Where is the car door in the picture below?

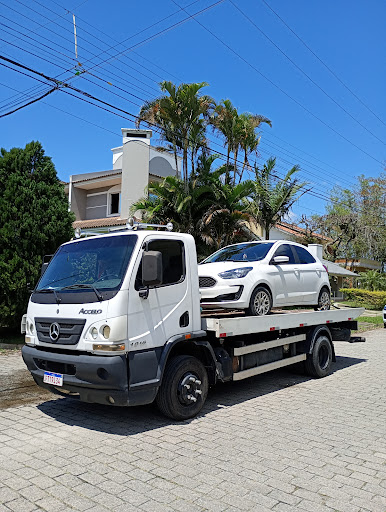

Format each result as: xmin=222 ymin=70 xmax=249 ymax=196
xmin=127 ymin=237 xmax=190 ymax=351
xmin=292 ymin=245 xmax=322 ymax=304
xmin=266 ymin=243 xmax=303 ymax=305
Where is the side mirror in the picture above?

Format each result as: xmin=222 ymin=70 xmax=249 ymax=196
xmin=142 ymin=251 xmax=163 ymax=287
xmin=271 ymin=255 xmax=290 ymax=265
xmin=40 ymin=254 xmax=53 ymax=276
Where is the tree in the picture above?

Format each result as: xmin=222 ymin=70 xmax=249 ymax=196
xmin=211 ymin=100 xmax=271 ymax=185
xmin=131 ymin=155 xmax=256 ymax=257
xmin=305 ymin=174 xmax=386 ymax=265
xmin=249 ymin=157 xmax=308 ymax=239
xmin=136 ymin=81 xmax=215 ymax=187
xmin=358 ymin=270 xmax=386 ymax=291
xmin=0 ymin=141 xmax=74 ymax=329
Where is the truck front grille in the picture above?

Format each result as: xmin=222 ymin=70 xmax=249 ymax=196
xmin=35 ymin=318 xmax=86 ymax=345
xmin=199 ymin=276 xmax=217 ymax=288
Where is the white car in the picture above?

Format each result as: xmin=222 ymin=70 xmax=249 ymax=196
xmin=383 ymin=305 xmax=386 ymax=328
xmin=198 ymin=240 xmax=330 ymax=315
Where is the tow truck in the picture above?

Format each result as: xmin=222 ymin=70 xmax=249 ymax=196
xmin=22 ymin=221 xmax=365 ymax=420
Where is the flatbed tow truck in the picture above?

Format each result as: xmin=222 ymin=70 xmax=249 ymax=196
xmin=22 ymin=222 xmax=365 ymax=420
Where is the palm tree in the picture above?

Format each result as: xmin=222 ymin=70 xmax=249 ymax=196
xmin=250 ymin=157 xmax=308 ymax=240
xmin=136 ymin=81 xmax=215 ymax=187
xmin=211 ymin=100 xmax=271 ymax=185
xmin=238 ymin=113 xmax=272 ymax=183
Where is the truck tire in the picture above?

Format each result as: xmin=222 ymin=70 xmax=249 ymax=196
xmin=305 ymin=334 xmax=333 ymax=378
xmin=247 ymin=286 xmax=272 ymax=316
xmin=156 ymin=355 xmax=208 ymax=420
xmin=314 ymin=287 xmax=331 ymax=311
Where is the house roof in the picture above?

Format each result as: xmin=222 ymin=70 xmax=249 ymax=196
xmin=73 ymin=217 xmax=128 ymax=229
xmin=276 ymin=221 xmax=332 ymax=242
xmin=322 ymin=260 xmax=358 ymax=277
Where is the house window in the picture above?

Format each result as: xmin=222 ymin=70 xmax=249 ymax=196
xmin=107 ymin=186 xmax=121 ymax=216
xmin=110 ymin=193 xmax=120 ymax=215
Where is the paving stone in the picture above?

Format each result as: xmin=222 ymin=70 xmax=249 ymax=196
xmin=0 ymin=329 xmax=385 ymax=512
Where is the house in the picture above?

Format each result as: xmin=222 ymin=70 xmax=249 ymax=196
xmin=307 ymin=245 xmax=358 ymax=300
xmin=64 ymin=128 xmax=180 ymax=232
xmin=334 ymin=258 xmax=382 ymax=273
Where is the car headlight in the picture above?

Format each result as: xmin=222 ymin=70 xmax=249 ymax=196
xmin=218 ymin=267 xmax=253 ymax=279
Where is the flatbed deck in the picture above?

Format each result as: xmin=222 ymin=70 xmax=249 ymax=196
xmin=201 ymin=308 xmax=365 ymax=338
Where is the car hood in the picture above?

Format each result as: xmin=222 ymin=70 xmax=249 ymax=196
xmin=198 ymin=261 xmax=260 ymax=276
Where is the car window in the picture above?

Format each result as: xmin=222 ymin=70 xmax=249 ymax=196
xmin=272 ymin=244 xmax=296 ymax=264
xmin=135 ymin=239 xmax=185 ymax=289
xmin=293 ymin=246 xmax=316 ymax=264
xmin=203 ymin=242 xmax=274 ymax=263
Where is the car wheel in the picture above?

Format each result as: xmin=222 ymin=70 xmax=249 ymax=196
xmin=247 ymin=286 xmax=272 ymax=316
xmin=156 ymin=355 xmax=208 ymax=420
xmin=314 ymin=287 xmax=331 ymax=311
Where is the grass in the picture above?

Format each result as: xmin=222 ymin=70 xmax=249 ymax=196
xmin=355 ymin=315 xmax=384 ymax=332
xmin=338 ymin=300 xmax=382 ymax=311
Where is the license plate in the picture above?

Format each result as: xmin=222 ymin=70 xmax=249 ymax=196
xmin=43 ymin=371 xmax=63 ymax=387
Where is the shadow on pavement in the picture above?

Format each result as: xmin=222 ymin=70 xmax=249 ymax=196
xmin=36 ymin=353 xmax=366 ymax=435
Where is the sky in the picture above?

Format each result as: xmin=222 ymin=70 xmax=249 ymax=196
xmin=0 ymin=0 xmax=385 ymax=221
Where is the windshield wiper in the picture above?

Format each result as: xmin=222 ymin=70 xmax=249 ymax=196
xmin=61 ymin=283 xmax=103 ymax=301
xmin=37 ymin=288 xmax=61 ymax=305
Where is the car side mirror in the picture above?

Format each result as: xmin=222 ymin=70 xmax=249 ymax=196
xmin=271 ymin=255 xmax=290 ymax=265
xmin=142 ymin=251 xmax=163 ymax=287
xmin=40 ymin=254 xmax=53 ymax=276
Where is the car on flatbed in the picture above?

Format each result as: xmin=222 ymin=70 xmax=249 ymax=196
xmin=199 ymin=240 xmax=330 ymax=315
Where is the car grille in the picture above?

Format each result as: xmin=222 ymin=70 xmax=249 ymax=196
xmin=199 ymin=276 xmax=217 ymax=288
xmin=35 ymin=318 xmax=86 ymax=345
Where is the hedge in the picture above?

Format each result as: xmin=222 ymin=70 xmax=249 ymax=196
xmin=340 ymin=288 xmax=386 ymax=310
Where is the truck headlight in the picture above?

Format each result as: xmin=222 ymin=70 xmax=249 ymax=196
xmin=218 ymin=267 xmax=253 ymax=279
xmin=90 ymin=327 xmax=98 ymax=339
xmin=101 ymin=325 xmax=111 ymax=339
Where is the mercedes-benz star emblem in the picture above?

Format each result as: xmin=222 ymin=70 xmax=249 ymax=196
xmin=49 ymin=322 xmax=60 ymax=341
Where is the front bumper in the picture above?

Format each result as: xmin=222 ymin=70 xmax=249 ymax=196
xmin=200 ymin=283 xmax=247 ymax=309
xmin=22 ymin=345 xmax=157 ymax=407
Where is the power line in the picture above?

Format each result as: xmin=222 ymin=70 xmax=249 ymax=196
xmin=260 ymin=0 xmax=386 ymax=128
xmin=0 ymin=55 xmax=377 ymax=211
xmin=229 ymin=0 xmax=385 ymax=147
xmin=0 ymin=86 xmax=58 ymax=118
xmin=169 ymin=0 xmax=384 ymax=165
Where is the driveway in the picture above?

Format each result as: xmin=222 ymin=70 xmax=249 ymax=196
xmin=0 ymin=330 xmax=385 ymax=512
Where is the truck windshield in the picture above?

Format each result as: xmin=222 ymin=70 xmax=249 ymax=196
xmin=203 ymin=242 xmax=274 ymax=263
xmin=36 ymin=235 xmax=138 ymax=292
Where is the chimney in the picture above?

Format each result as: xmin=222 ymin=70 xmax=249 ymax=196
xmin=308 ymin=244 xmax=323 ymax=261
xmin=121 ymin=128 xmax=152 ymax=145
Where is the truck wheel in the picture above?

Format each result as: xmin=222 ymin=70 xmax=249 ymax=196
xmin=156 ymin=355 xmax=208 ymax=420
xmin=314 ymin=287 xmax=331 ymax=311
xmin=247 ymin=286 xmax=272 ymax=316
xmin=305 ymin=335 xmax=333 ymax=378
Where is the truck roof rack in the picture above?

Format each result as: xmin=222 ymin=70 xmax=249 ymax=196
xmin=74 ymin=218 xmax=173 ymax=239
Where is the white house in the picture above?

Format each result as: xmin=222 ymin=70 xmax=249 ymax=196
xmin=65 ymin=128 xmax=180 ymax=231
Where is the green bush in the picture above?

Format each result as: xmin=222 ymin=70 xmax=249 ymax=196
xmin=340 ymin=288 xmax=386 ymax=310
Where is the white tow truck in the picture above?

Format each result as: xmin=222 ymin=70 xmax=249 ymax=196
xmin=22 ymin=222 xmax=365 ymax=420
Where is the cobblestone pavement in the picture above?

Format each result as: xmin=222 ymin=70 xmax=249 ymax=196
xmin=0 ymin=330 xmax=385 ymax=512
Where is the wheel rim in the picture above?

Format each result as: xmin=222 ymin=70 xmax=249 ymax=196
xmin=319 ymin=291 xmax=330 ymax=310
xmin=318 ymin=344 xmax=330 ymax=370
xmin=177 ymin=372 xmax=203 ymax=406
xmin=253 ymin=291 xmax=271 ymax=315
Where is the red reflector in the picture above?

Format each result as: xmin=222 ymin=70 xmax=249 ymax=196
xmin=219 ymin=333 xmax=227 ymax=338
xmin=270 ymin=327 xmax=275 ymax=331
xmin=299 ymin=323 xmax=304 ymax=327
xmin=348 ymin=317 xmax=352 ymax=321
xmin=326 ymin=320 xmax=331 ymax=323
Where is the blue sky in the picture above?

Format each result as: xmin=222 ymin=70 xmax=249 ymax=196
xmin=0 ymin=0 xmax=385 ymax=220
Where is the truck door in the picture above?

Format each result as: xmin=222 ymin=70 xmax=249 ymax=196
xmin=266 ymin=244 xmax=303 ymax=305
xmin=127 ymin=238 xmax=190 ymax=350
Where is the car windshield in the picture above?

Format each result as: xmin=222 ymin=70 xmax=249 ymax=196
xmin=203 ymin=242 xmax=274 ymax=263
xmin=36 ymin=234 xmax=138 ymax=292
